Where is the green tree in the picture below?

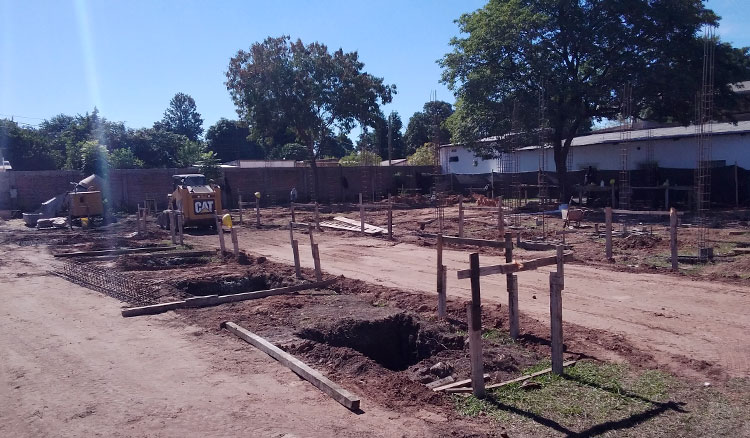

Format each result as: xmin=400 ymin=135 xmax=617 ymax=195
xmin=0 ymin=119 xmax=60 ymax=170
xmin=128 ymin=128 xmax=188 ymax=168
xmin=205 ymin=118 xmax=264 ymax=161
xmin=175 ymin=140 xmax=205 ymax=168
xmin=155 ymin=92 xmax=204 ymax=141
xmin=80 ymin=140 xmax=110 ymax=176
xmin=404 ymin=101 xmax=453 ymax=156
xmin=198 ymin=151 xmax=221 ymax=182
xmin=109 ymin=148 xmax=144 ymax=169
xmin=361 ymin=111 xmax=406 ymax=160
xmin=339 ymin=150 xmax=382 ymax=166
xmin=319 ymin=132 xmax=354 ymax=159
xmin=407 ymin=142 xmax=436 ymax=166
xmin=274 ymin=143 xmax=309 ymax=161
xmin=225 ymin=36 xmax=394 ymax=199
xmin=441 ymin=0 xmax=750 ymax=199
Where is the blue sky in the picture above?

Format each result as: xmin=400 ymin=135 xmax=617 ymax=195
xmin=1 ymin=0 xmax=748 ymax=133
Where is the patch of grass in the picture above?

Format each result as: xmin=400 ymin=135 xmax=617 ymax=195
xmin=481 ymin=328 xmax=515 ymax=344
xmin=452 ymin=360 xmax=686 ymax=437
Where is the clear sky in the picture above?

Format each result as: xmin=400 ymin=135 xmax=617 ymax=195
xmin=1 ymin=0 xmax=748 ymax=133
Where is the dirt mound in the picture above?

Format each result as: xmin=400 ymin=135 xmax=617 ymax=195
xmin=615 ymin=233 xmax=663 ymax=250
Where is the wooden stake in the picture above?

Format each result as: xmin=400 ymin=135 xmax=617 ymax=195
xmin=387 ymin=194 xmax=393 ymax=240
xmin=437 ymin=234 xmax=446 ymax=318
xmin=312 ymin=243 xmax=322 ymax=282
xmin=256 ymin=196 xmax=261 ymax=228
xmin=291 ymin=203 xmax=296 ymax=223
xmin=289 ymin=221 xmax=301 ymax=278
xmin=468 ymin=253 xmax=486 ymax=398
xmin=505 ymin=233 xmax=519 ymax=340
xmin=497 ymin=196 xmax=505 ymax=238
xmin=239 ymin=194 xmax=243 ymax=225
xmin=231 ymin=227 xmax=239 ymax=257
xmin=359 ymin=193 xmax=365 ymax=234
xmin=169 ymin=210 xmax=177 ymax=244
xmin=458 ymin=195 xmax=464 ymax=238
xmin=215 ymin=215 xmax=226 ymax=254
xmin=222 ymin=322 xmax=360 ymax=411
xmin=314 ymin=202 xmax=320 ymax=231
xmin=135 ymin=207 xmax=141 ymax=233
xmin=177 ymin=212 xmax=184 ymax=246
xmin=670 ymin=208 xmax=678 ymax=271
xmin=605 ymin=207 xmax=613 ymax=260
xmin=550 ymin=245 xmax=565 ymax=375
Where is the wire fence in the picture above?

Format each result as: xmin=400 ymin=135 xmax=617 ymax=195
xmin=56 ymin=261 xmax=157 ymax=306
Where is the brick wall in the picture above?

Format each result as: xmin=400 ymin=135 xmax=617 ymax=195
xmin=6 ymin=166 xmax=434 ymax=212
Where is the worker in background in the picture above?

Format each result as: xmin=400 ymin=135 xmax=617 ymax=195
xmin=290 ymin=187 xmax=298 ymax=203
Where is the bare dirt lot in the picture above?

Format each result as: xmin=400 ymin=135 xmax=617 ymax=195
xmin=2 ymin=204 xmax=749 ymax=437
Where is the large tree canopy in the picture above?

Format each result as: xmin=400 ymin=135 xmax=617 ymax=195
xmin=225 ymin=35 xmax=394 ymax=199
xmin=155 ymin=92 xmax=204 ymax=141
xmin=205 ymin=118 xmax=265 ymax=162
xmin=441 ymin=0 xmax=750 ymax=199
xmin=404 ymin=101 xmax=453 ymax=156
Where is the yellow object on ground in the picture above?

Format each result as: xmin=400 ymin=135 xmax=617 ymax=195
xmin=80 ymin=217 xmax=89 ymax=228
xmin=222 ymin=213 xmax=233 ymax=229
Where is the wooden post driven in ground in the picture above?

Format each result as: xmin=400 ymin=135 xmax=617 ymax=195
xmin=670 ymin=208 xmax=678 ymax=271
xmin=215 ymin=215 xmax=226 ymax=254
xmin=549 ymin=245 xmax=565 ymax=375
xmin=605 ymin=207 xmax=613 ymax=260
xmin=231 ymin=227 xmax=239 ymax=257
xmin=468 ymin=253 xmax=486 ymax=398
xmin=458 ymin=195 xmax=464 ymax=238
xmin=177 ymin=212 xmax=184 ymax=246
xmin=359 ymin=193 xmax=365 ymax=234
xmin=314 ymin=202 xmax=320 ymax=231
xmin=290 ymin=203 xmax=296 ymax=223
xmin=256 ymin=197 xmax=261 ymax=228
xmin=289 ymin=222 xmax=301 ymax=278
xmin=169 ymin=210 xmax=177 ymax=244
xmin=497 ymin=197 xmax=504 ymax=238
xmin=308 ymin=225 xmax=322 ymax=281
xmin=387 ymin=194 xmax=393 ymax=240
xmin=238 ymin=194 xmax=243 ymax=225
xmin=436 ymin=234 xmax=447 ymax=319
xmin=505 ymin=232 xmax=519 ymax=340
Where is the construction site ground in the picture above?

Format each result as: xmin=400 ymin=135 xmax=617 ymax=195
xmin=1 ymin=201 xmax=749 ymax=437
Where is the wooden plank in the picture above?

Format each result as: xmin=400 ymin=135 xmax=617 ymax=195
xmin=505 ymin=233 xmax=519 ymax=340
xmin=463 ymin=206 xmax=504 ymax=212
xmin=431 ymin=374 xmax=491 ymax=391
xmin=312 ymin=243 xmax=323 ymax=282
xmin=122 ymin=279 xmax=337 ymax=317
xmin=458 ymin=195 xmax=464 ymax=238
xmin=292 ymin=240 xmax=302 ymax=278
xmin=517 ymin=241 xmax=570 ymax=251
xmin=456 ymin=253 xmax=574 ymax=279
xmin=54 ymin=245 xmax=176 ymax=257
xmin=442 ymin=235 xmax=511 ymax=249
xmin=447 ymin=361 xmax=577 ymax=393
xmin=611 ymin=209 xmax=683 ymax=216
xmin=359 ymin=193 xmax=365 ymax=234
xmin=290 ymin=202 xmax=318 ymax=209
xmin=230 ymin=227 xmax=239 ymax=257
xmin=222 ymin=321 xmax=360 ymax=411
xmin=332 ymin=216 xmax=386 ymax=234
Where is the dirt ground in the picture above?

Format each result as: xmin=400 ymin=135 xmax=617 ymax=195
xmin=2 ymin=201 xmax=749 ymax=436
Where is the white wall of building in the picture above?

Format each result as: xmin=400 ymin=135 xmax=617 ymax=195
xmin=442 ymin=132 xmax=750 ymax=173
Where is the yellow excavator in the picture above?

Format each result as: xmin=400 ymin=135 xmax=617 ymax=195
xmin=158 ymin=174 xmax=222 ymax=229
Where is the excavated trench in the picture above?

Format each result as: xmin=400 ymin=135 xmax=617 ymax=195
xmin=176 ymin=274 xmax=284 ymax=296
xmin=297 ymin=313 xmax=463 ymax=371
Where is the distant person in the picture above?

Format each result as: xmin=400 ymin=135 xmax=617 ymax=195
xmin=290 ymin=187 xmax=298 ymax=203
xmin=484 ymin=183 xmax=492 ymax=198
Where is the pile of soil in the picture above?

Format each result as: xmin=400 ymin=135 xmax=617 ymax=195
xmin=615 ymin=233 xmax=663 ymax=250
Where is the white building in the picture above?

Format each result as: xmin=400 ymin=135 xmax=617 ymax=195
xmin=440 ymin=120 xmax=750 ymax=174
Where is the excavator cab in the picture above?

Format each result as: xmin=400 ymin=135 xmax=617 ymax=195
xmin=159 ymin=173 xmax=222 ymax=229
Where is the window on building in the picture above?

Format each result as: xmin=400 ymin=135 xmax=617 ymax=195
xmin=449 ymin=156 xmax=459 ymax=162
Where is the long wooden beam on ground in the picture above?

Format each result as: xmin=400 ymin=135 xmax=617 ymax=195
xmin=611 ymin=209 xmax=684 ymax=216
xmin=222 ymin=321 xmax=360 ymax=411
xmin=441 ymin=235 xmax=512 ymax=249
xmin=121 ymin=278 xmax=337 ymax=317
xmin=445 ymin=361 xmax=577 ymax=393
xmin=54 ymin=246 xmax=176 ymax=258
xmin=456 ymin=253 xmax=574 ymax=279
xmin=431 ymin=374 xmax=491 ymax=392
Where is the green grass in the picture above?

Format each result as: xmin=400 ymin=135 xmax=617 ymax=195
xmin=453 ymin=360 xmax=680 ymax=436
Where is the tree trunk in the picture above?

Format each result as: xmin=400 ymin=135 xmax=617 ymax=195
xmin=554 ymin=151 xmax=568 ymax=204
